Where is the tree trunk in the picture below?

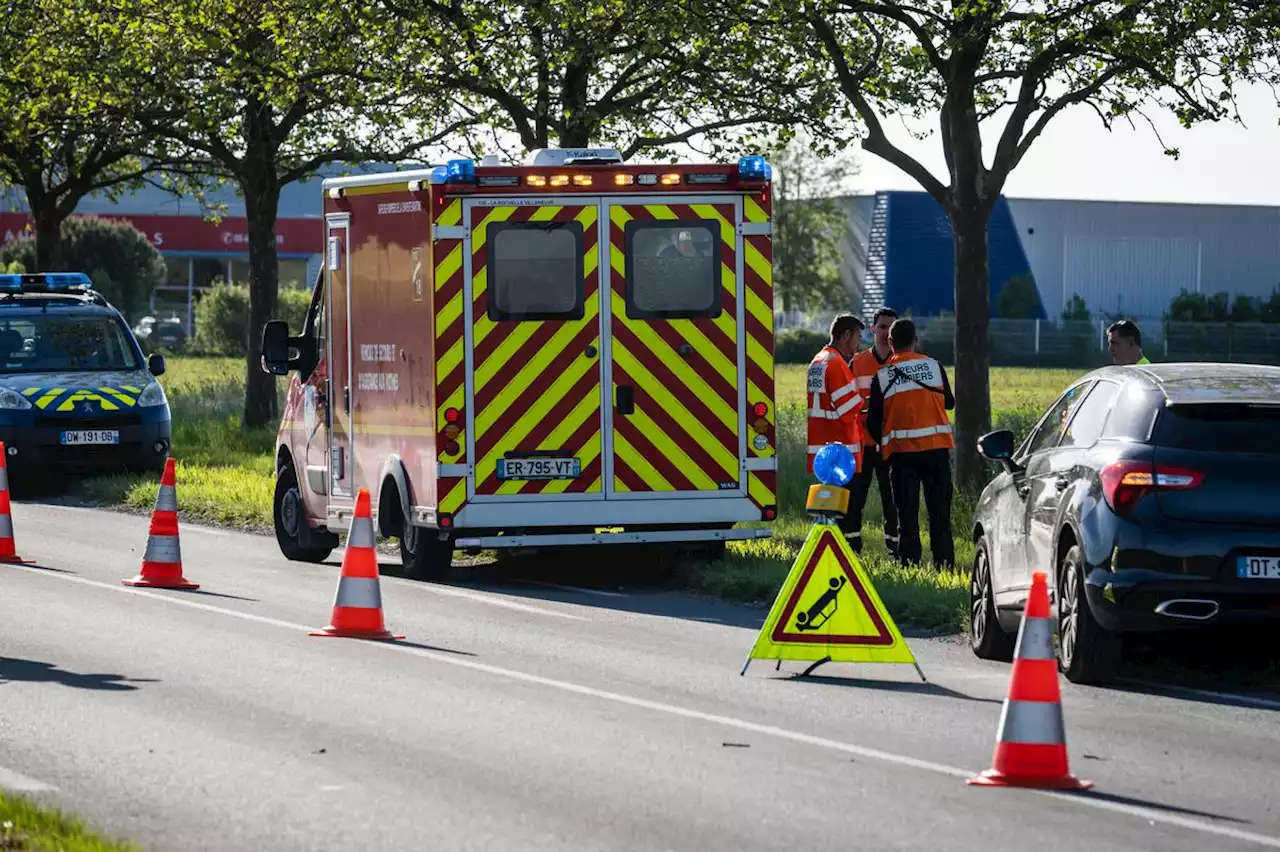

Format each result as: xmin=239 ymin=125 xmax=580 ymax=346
xmin=240 ymin=169 xmax=282 ymax=430
xmin=24 ymin=180 xmax=62 ymax=271
xmin=949 ymin=203 xmax=993 ymax=493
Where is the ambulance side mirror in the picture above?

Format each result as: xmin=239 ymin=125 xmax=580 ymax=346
xmin=261 ymin=320 xmax=294 ymax=376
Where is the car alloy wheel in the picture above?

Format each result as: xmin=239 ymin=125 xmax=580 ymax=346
xmin=1059 ymin=556 xmax=1079 ymax=671
xmin=972 ymin=548 xmax=991 ymax=646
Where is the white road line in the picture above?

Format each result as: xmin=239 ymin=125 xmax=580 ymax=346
xmin=23 ymin=503 xmax=236 ymax=537
xmin=519 ymin=580 xmax=629 ymax=598
xmin=1119 ymin=678 xmax=1280 ymax=712
xmin=8 ymin=563 xmax=1280 ymax=849
xmin=397 ymin=580 xmax=590 ymax=621
xmin=0 ymin=766 xmax=58 ymax=793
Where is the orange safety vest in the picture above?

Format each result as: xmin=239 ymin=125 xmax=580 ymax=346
xmin=806 ymin=345 xmax=863 ymax=474
xmin=876 ymin=351 xmax=954 ymax=460
xmin=850 ymin=347 xmax=892 ymax=447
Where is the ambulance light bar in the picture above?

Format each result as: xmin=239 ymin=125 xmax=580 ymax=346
xmin=0 ymin=272 xmax=94 ymax=293
xmin=738 ymin=155 xmax=772 ymax=181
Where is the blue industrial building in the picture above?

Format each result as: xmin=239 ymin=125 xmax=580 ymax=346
xmin=837 ymin=190 xmax=1280 ymax=325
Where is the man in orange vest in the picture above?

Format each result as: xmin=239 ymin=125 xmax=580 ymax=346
xmin=866 ymin=318 xmax=956 ymax=571
xmin=847 ymin=307 xmax=899 ymax=557
xmin=807 ymin=313 xmax=865 ymax=544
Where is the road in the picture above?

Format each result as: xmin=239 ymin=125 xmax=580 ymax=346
xmin=2 ymin=501 xmax=1279 ymax=852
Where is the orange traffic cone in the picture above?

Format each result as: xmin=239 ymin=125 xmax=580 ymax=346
xmin=967 ymin=571 xmax=1092 ymax=790
xmin=311 ymin=488 xmax=402 ymax=641
xmin=123 ymin=458 xmax=199 ymax=589
xmin=0 ymin=441 xmax=33 ymax=564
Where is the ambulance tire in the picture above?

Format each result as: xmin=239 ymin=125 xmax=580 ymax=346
xmin=400 ymin=521 xmax=454 ymax=582
xmin=273 ymin=463 xmax=336 ymax=564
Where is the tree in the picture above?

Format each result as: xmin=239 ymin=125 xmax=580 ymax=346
xmin=769 ymin=131 xmax=860 ymax=313
xmin=996 ymin=274 xmax=1041 ymax=319
xmin=0 ymin=216 xmax=166 ymax=322
xmin=124 ymin=0 xmax=468 ymax=429
xmin=385 ymin=0 xmax=837 ymax=159
xmin=794 ymin=0 xmax=1278 ymax=489
xmin=0 ymin=0 xmax=170 ymax=271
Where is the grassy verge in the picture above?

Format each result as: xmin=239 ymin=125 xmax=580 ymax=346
xmin=0 ymin=792 xmax=140 ymax=851
xmin=70 ymin=358 xmax=1072 ymax=635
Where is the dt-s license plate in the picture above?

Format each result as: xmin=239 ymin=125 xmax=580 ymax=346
xmin=1237 ymin=556 xmax=1280 ymax=579
xmin=497 ymin=457 xmax=580 ymax=480
xmin=61 ymin=430 xmax=120 ymax=445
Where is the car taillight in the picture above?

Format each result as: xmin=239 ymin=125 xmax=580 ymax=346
xmin=1100 ymin=460 xmax=1204 ymax=517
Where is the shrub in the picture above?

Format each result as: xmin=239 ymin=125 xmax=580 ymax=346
xmin=193 ymin=281 xmax=311 ymax=357
xmin=776 ymin=327 xmax=828 ymax=363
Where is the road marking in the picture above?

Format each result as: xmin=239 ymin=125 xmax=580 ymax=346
xmin=1119 ymin=678 xmax=1280 ymax=712
xmin=10 ymin=563 xmax=1280 ymax=849
xmin=0 ymin=765 xmax=58 ymax=793
xmin=519 ymin=580 xmax=629 ymax=598
xmin=23 ymin=503 xmax=236 ymax=537
xmin=403 ymin=580 xmax=590 ymax=621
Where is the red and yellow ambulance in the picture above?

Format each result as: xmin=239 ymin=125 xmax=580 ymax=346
xmin=262 ymin=147 xmax=778 ymax=580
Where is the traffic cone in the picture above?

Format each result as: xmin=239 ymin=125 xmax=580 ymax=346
xmin=967 ymin=571 xmax=1092 ymax=790
xmin=122 ymin=458 xmax=199 ymax=589
xmin=310 ymin=488 xmax=403 ymax=641
xmin=0 ymin=441 xmax=33 ymax=564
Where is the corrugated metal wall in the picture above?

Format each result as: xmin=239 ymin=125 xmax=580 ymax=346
xmin=1007 ymin=198 xmax=1280 ymax=320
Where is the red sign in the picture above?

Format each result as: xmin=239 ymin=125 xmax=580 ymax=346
xmin=0 ymin=212 xmax=323 ymax=255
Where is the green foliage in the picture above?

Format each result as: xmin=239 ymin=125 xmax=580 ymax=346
xmin=194 ymin=281 xmax=311 ymax=357
xmin=0 ymin=216 xmax=164 ymax=323
xmin=1167 ymin=286 xmax=1280 ymax=323
xmin=1062 ymin=293 xmax=1091 ymax=322
xmin=769 ymin=130 xmax=859 ymax=313
xmin=776 ymin=327 xmax=829 ymax=363
xmin=996 ymin=274 xmax=1041 ymax=319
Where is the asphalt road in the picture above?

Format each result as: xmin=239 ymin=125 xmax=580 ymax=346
xmin=2 ymin=501 xmax=1279 ymax=852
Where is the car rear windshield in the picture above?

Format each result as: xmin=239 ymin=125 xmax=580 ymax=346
xmin=0 ymin=314 xmax=140 ymax=373
xmin=1154 ymin=403 xmax=1280 ymax=455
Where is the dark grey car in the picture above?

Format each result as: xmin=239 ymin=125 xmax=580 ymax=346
xmin=969 ymin=362 xmax=1280 ymax=685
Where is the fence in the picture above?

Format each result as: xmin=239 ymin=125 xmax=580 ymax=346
xmin=776 ymin=312 xmax=1280 ymax=368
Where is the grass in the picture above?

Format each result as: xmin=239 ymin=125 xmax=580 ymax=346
xmin=69 ymin=356 xmax=1077 ymax=633
xmin=0 ymin=792 xmax=140 ymax=851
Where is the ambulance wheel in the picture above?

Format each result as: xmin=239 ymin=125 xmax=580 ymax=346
xmin=400 ymin=521 xmax=454 ymax=582
xmin=274 ymin=463 xmax=335 ymax=564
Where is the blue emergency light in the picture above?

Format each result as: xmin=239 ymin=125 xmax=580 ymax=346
xmin=738 ymin=155 xmax=773 ymax=181
xmin=0 ymin=272 xmax=94 ymax=293
xmin=427 ymin=165 xmax=449 ymax=185
xmin=446 ymin=159 xmax=476 ymax=185
xmin=813 ymin=443 xmax=856 ymax=487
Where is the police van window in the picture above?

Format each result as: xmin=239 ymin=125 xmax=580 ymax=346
xmin=625 ymin=221 xmax=720 ymax=319
xmin=488 ymin=221 xmax=585 ymax=321
xmin=0 ymin=315 xmax=140 ymax=373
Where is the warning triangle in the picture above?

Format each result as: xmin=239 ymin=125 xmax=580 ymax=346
xmin=743 ymin=524 xmax=918 ymax=670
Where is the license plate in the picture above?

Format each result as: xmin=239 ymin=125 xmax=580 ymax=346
xmin=497 ymin=457 xmax=580 ymax=480
xmin=1237 ymin=556 xmax=1280 ymax=579
xmin=61 ymin=430 xmax=120 ymax=445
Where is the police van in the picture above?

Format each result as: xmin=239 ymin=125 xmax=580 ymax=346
xmin=0 ymin=273 xmax=172 ymax=479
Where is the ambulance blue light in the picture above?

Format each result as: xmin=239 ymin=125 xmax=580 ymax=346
xmin=738 ymin=155 xmax=772 ymax=181
xmin=446 ymin=159 xmax=476 ymax=184
xmin=428 ymin=165 xmax=448 ymax=185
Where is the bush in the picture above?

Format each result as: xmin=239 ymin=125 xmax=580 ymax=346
xmin=193 ymin=281 xmax=311 ymax=357
xmin=0 ymin=216 xmax=165 ymax=323
xmin=776 ymin=327 xmax=827 ymax=363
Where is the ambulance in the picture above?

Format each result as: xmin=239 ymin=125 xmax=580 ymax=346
xmin=261 ymin=147 xmax=779 ymax=580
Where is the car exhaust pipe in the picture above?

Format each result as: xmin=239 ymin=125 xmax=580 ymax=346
xmin=1154 ymin=598 xmax=1219 ymax=621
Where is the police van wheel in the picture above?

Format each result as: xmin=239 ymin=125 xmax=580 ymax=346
xmin=273 ymin=463 xmax=334 ymax=564
xmin=400 ymin=521 xmax=454 ymax=582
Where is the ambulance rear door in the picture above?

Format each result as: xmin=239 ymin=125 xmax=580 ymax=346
xmin=461 ymin=198 xmax=607 ymax=502
xmin=602 ymin=197 xmax=747 ymax=499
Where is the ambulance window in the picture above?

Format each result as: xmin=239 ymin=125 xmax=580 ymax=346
xmin=625 ymin=221 xmax=721 ymax=319
xmin=488 ymin=221 xmax=585 ymax=321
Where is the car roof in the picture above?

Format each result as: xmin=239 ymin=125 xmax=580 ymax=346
xmin=1086 ymin=362 xmax=1280 ymax=407
xmin=0 ymin=293 xmax=119 ymax=316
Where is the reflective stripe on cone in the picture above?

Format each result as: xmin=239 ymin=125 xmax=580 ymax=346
xmin=311 ymin=488 xmax=403 ymax=641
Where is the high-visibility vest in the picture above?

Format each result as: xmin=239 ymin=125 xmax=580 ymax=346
xmin=876 ymin=352 xmax=954 ymax=459
xmin=850 ymin=347 xmax=891 ymax=446
xmin=806 ymin=345 xmax=863 ymax=474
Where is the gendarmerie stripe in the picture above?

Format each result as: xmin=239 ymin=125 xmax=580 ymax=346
xmin=996 ymin=700 xmax=1067 ymax=745
xmin=334 ymin=576 xmax=383 ymax=610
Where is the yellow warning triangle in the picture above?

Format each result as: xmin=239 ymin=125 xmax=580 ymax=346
xmin=742 ymin=523 xmax=922 ymax=678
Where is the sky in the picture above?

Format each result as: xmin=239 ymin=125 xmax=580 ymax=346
xmin=846 ymin=83 xmax=1280 ymax=206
